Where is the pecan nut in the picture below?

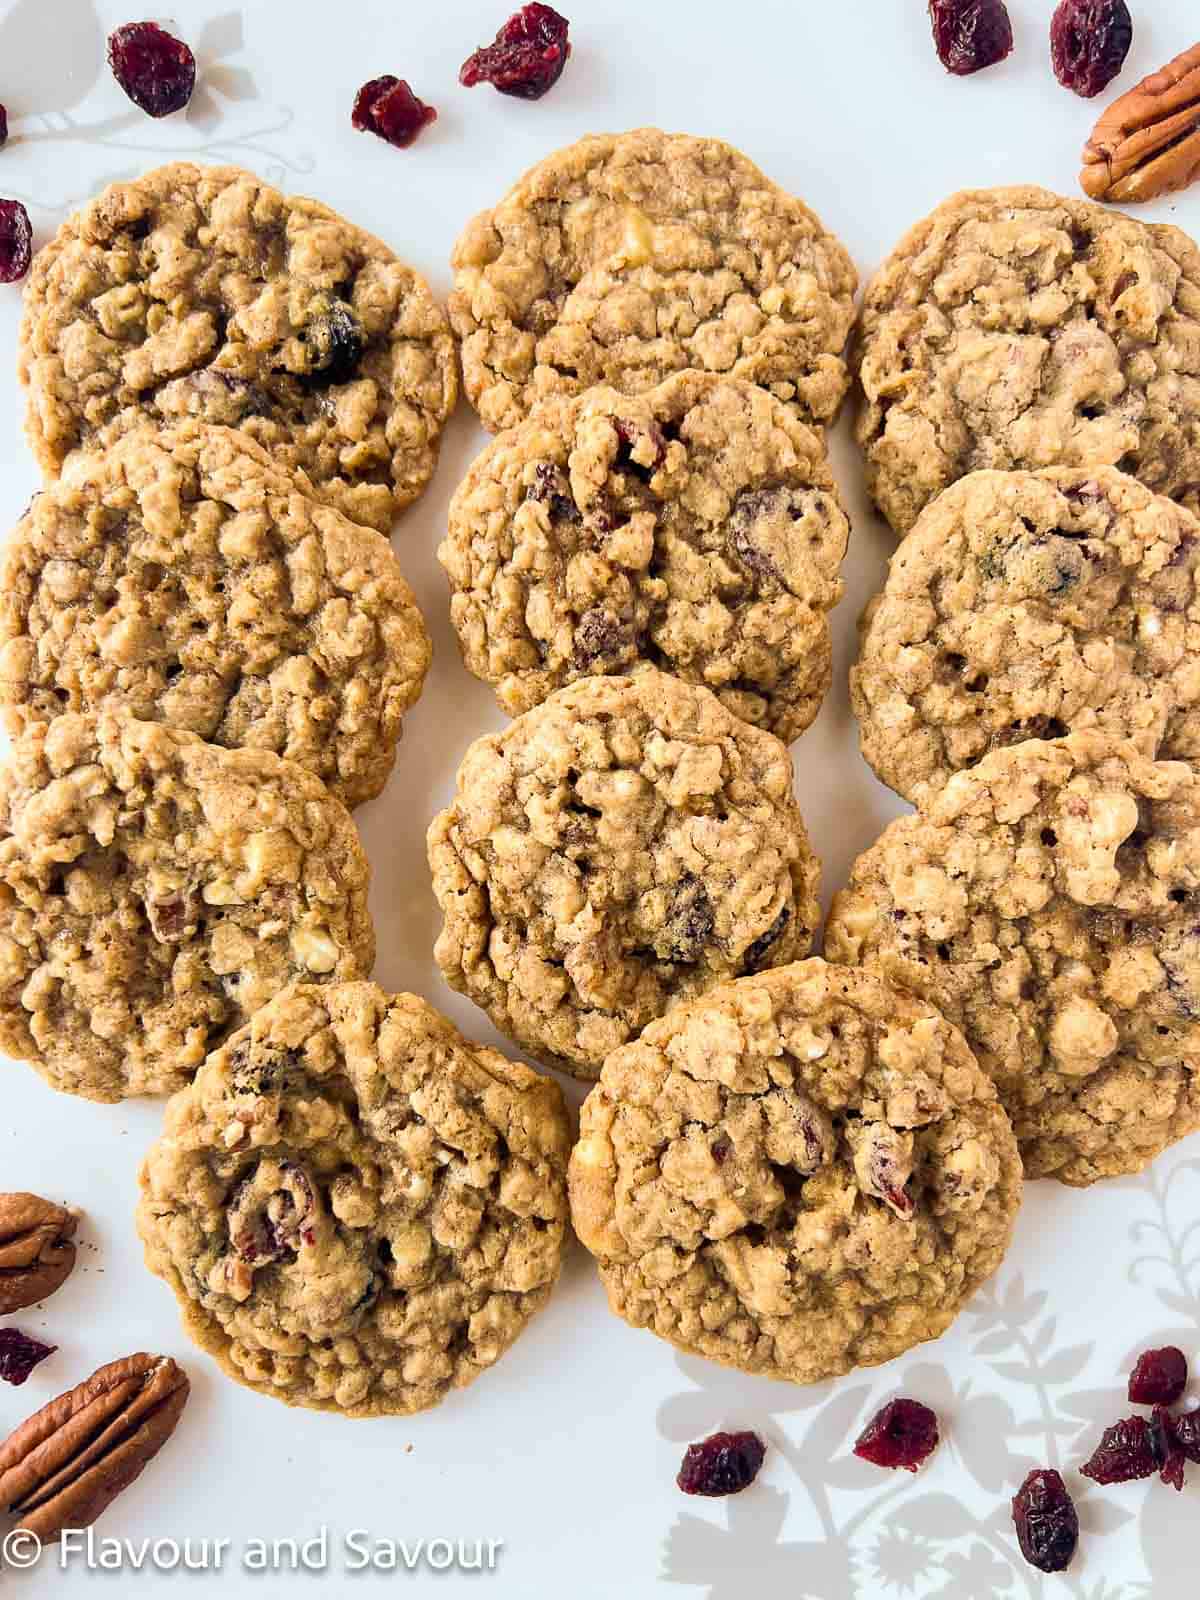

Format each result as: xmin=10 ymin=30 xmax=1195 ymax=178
xmin=0 ymin=1354 xmax=189 ymax=1543
xmin=1081 ymin=41 xmax=1200 ymax=203
xmin=0 ymin=1193 xmax=78 ymax=1314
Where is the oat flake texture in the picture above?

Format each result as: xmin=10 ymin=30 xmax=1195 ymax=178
xmin=428 ymin=668 xmax=820 ymax=1080
xmin=138 ymin=981 xmax=572 ymax=1417
xmin=856 ymin=185 xmax=1200 ymax=535
xmin=19 ymin=163 xmax=458 ymax=535
xmin=826 ymin=731 xmax=1200 ymax=1185
xmin=450 ymin=128 xmax=857 ymax=433
xmin=441 ymin=372 xmax=849 ymax=741
xmin=0 ymin=712 xmax=374 ymax=1102
xmin=568 ymin=960 xmax=1021 ymax=1383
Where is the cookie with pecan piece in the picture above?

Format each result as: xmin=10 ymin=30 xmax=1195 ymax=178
xmin=138 ymin=982 xmax=571 ymax=1417
xmin=569 ymin=959 xmax=1021 ymax=1383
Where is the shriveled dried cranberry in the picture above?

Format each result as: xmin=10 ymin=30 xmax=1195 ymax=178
xmin=1129 ymin=1345 xmax=1188 ymax=1406
xmin=0 ymin=199 xmax=32 ymax=284
xmin=1080 ymin=1414 xmax=1160 ymax=1483
xmin=351 ymin=76 xmax=437 ymax=149
xmin=0 ymin=105 xmax=8 ymax=149
xmin=0 ymin=1327 xmax=56 ymax=1385
xmin=1153 ymin=1407 xmax=1187 ymax=1492
xmin=1049 ymin=0 xmax=1132 ymax=98
xmin=677 ymin=1430 xmax=766 ymax=1496
xmin=928 ymin=0 xmax=1014 ymax=76
xmin=1172 ymin=1406 xmax=1200 ymax=1463
xmin=1012 ymin=1469 xmax=1078 ymax=1574
xmin=854 ymin=1399 xmax=939 ymax=1472
xmin=107 ymin=22 xmax=196 ymax=118
xmin=460 ymin=4 xmax=572 ymax=100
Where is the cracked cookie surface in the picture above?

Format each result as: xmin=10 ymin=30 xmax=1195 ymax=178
xmin=856 ymin=185 xmax=1200 ymax=535
xmin=138 ymin=981 xmax=571 ymax=1417
xmin=825 ymin=733 xmax=1200 ymax=1185
xmin=441 ymin=373 xmax=849 ymax=742
xmin=19 ymin=162 xmax=458 ymax=534
xmin=0 ymin=422 xmax=431 ymax=808
xmin=428 ymin=668 xmax=819 ymax=1080
xmin=853 ymin=467 xmax=1200 ymax=804
xmin=568 ymin=959 xmax=1021 ymax=1383
xmin=0 ymin=712 xmax=373 ymax=1102
xmin=450 ymin=128 xmax=857 ymax=434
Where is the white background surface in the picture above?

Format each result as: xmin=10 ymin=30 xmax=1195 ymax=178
xmin=1 ymin=0 xmax=1199 ymax=1594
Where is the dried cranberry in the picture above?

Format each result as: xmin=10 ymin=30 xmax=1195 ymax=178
xmin=1172 ymin=1406 xmax=1200 ymax=1463
xmin=928 ymin=0 xmax=1014 ymax=75
xmin=1049 ymin=0 xmax=1133 ymax=98
xmin=0 ymin=199 xmax=32 ymax=284
xmin=677 ymin=1430 xmax=766 ymax=1496
xmin=854 ymin=1399 xmax=939 ymax=1472
xmin=351 ymin=76 xmax=437 ymax=149
xmin=460 ymin=4 xmax=572 ymax=100
xmin=0 ymin=1328 xmax=56 ymax=1385
xmin=1012 ymin=1469 xmax=1078 ymax=1574
xmin=1080 ymin=1415 xmax=1160 ymax=1484
xmin=1129 ymin=1345 xmax=1188 ymax=1407
xmin=107 ymin=22 xmax=196 ymax=117
xmin=0 ymin=105 xmax=7 ymax=149
xmin=1153 ymin=1407 xmax=1187 ymax=1492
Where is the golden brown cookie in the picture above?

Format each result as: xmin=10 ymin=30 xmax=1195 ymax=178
xmin=569 ymin=960 xmax=1021 ymax=1383
xmin=826 ymin=732 xmax=1200 ymax=1185
xmin=138 ymin=981 xmax=572 ymax=1417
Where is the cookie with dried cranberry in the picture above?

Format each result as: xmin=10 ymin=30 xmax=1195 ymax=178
xmin=0 ymin=712 xmax=373 ymax=1102
xmin=428 ymin=668 xmax=820 ymax=1080
xmin=856 ymin=185 xmax=1200 ymax=535
xmin=852 ymin=467 xmax=1200 ymax=804
xmin=441 ymin=373 xmax=849 ymax=741
xmin=568 ymin=959 xmax=1021 ymax=1383
xmin=138 ymin=980 xmax=571 ymax=1417
xmin=0 ymin=422 xmax=430 ymax=808
xmin=19 ymin=163 xmax=458 ymax=534
xmin=450 ymin=127 xmax=857 ymax=434
xmin=825 ymin=732 xmax=1200 ymax=1185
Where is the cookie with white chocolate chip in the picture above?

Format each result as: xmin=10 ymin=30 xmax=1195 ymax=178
xmin=138 ymin=981 xmax=572 ymax=1417
xmin=825 ymin=732 xmax=1200 ymax=1185
xmin=0 ymin=712 xmax=373 ymax=1102
xmin=568 ymin=959 xmax=1021 ymax=1383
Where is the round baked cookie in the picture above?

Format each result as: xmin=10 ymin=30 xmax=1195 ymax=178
xmin=138 ymin=981 xmax=571 ymax=1417
xmin=19 ymin=163 xmax=458 ymax=534
xmin=0 ymin=712 xmax=374 ymax=1102
xmin=0 ymin=423 xmax=431 ymax=809
xmin=449 ymin=128 xmax=857 ymax=434
xmin=825 ymin=733 xmax=1200 ymax=1186
xmin=441 ymin=373 xmax=849 ymax=741
xmin=856 ymin=185 xmax=1200 ymax=536
xmin=852 ymin=467 xmax=1200 ymax=804
xmin=568 ymin=959 xmax=1021 ymax=1383
xmin=428 ymin=668 xmax=820 ymax=1080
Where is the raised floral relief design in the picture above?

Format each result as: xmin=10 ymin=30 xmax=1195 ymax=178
xmin=659 ymin=1156 xmax=1200 ymax=1597
xmin=0 ymin=8 xmax=312 ymax=215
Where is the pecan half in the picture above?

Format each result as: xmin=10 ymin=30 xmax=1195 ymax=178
xmin=0 ymin=1354 xmax=189 ymax=1543
xmin=1081 ymin=41 xmax=1200 ymax=202
xmin=0 ymin=1193 xmax=78 ymax=1314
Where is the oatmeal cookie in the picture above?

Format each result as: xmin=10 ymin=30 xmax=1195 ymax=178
xmin=852 ymin=467 xmax=1200 ymax=804
xmin=138 ymin=981 xmax=571 ymax=1417
xmin=0 ymin=423 xmax=430 ymax=808
xmin=450 ymin=128 xmax=857 ymax=433
xmin=856 ymin=185 xmax=1200 ymax=535
xmin=0 ymin=712 xmax=373 ymax=1102
xmin=825 ymin=733 xmax=1200 ymax=1185
xmin=441 ymin=373 xmax=849 ymax=742
xmin=428 ymin=669 xmax=819 ymax=1080
xmin=19 ymin=163 xmax=458 ymax=534
xmin=569 ymin=959 xmax=1021 ymax=1383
